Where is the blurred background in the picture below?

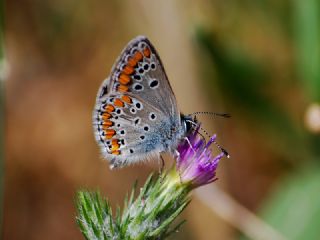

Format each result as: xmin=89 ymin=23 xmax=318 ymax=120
xmin=3 ymin=0 xmax=320 ymax=239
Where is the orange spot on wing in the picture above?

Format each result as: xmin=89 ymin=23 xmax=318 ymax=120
xmin=119 ymin=73 xmax=131 ymax=85
xmin=111 ymin=141 xmax=120 ymax=151
xmin=105 ymin=104 xmax=115 ymax=112
xmin=106 ymin=129 xmax=115 ymax=135
xmin=133 ymin=51 xmax=143 ymax=62
xmin=128 ymin=57 xmax=137 ymax=67
xmin=111 ymin=150 xmax=121 ymax=155
xmin=105 ymin=129 xmax=116 ymax=139
xmin=123 ymin=65 xmax=134 ymax=75
xmin=114 ymin=98 xmax=124 ymax=107
xmin=102 ymin=113 xmax=111 ymax=120
xmin=143 ymin=47 xmax=151 ymax=57
xmin=103 ymin=120 xmax=113 ymax=127
xmin=121 ymin=95 xmax=132 ymax=104
xmin=118 ymin=85 xmax=129 ymax=92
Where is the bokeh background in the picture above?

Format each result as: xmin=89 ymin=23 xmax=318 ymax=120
xmin=3 ymin=0 xmax=320 ymax=239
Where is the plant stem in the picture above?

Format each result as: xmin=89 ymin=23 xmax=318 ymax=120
xmin=196 ymin=185 xmax=287 ymax=240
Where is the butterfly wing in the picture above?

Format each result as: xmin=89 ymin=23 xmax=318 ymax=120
xmin=93 ymin=36 xmax=184 ymax=168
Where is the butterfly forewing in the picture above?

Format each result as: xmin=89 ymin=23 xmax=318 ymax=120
xmin=93 ymin=36 xmax=183 ymax=167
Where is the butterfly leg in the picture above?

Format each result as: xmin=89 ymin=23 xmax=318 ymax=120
xmin=159 ymin=155 xmax=165 ymax=174
xmin=109 ymin=158 xmax=117 ymax=169
xmin=158 ymin=155 xmax=165 ymax=182
xmin=173 ymin=149 xmax=180 ymax=160
xmin=173 ymin=150 xmax=183 ymax=184
xmin=109 ymin=158 xmax=126 ymax=169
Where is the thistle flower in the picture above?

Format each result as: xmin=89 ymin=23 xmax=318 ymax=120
xmin=176 ymin=128 xmax=227 ymax=188
xmin=76 ymin=127 xmax=227 ymax=240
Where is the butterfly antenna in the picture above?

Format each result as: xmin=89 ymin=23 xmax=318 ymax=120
xmin=185 ymin=119 xmax=230 ymax=158
xmin=190 ymin=112 xmax=231 ymax=118
xmin=213 ymin=141 xmax=230 ymax=158
xmin=186 ymin=120 xmax=211 ymax=138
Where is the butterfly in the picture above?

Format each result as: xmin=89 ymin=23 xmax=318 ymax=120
xmin=93 ymin=36 xmax=197 ymax=169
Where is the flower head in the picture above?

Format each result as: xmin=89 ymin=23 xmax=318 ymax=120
xmin=176 ymin=127 xmax=227 ymax=188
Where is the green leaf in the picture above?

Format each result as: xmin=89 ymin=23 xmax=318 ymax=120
xmin=243 ymin=164 xmax=320 ymax=240
xmin=150 ymin=201 xmax=190 ymax=237
xmin=293 ymin=0 xmax=320 ymax=101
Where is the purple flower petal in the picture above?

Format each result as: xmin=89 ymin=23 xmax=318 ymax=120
xmin=176 ymin=127 xmax=226 ymax=188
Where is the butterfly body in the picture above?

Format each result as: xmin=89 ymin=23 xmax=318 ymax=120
xmin=93 ymin=36 xmax=191 ymax=168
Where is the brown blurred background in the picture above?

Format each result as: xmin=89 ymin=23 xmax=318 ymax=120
xmin=3 ymin=0 xmax=320 ymax=239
